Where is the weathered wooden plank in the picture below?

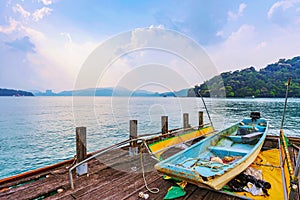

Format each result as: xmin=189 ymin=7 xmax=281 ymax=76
xmin=66 ymin=157 xmax=152 ymax=196
xmin=151 ymin=179 xmax=176 ymax=200
xmin=1 ymin=149 xmax=128 ymax=200
xmin=54 ymin=168 xmax=125 ymax=199
xmin=76 ymin=155 xmax=158 ymax=199
xmin=204 ymin=190 xmax=240 ymax=200
xmin=0 ymin=161 xmax=72 ymax=189
xmin=1 ymin=174 xmax=66 ymax=200
xmin=179 ymin=184 xmax=198 ymax=200
xmin=49 ymin=151 xmax=135 ymax=199
xmin=46 ymin=194 xmax=75 ymax=200
xmin=121 ymin=170 xmax=202 ymax=200
xmin=120 ymin=174 xmax=162 ymax=200
xmin=186 ymin=187 xmax=209 ymax=199
xmin=0 ymin=149 xmax=125 ymax=190
xmin=0 ymin=172 xmax=51 ymax=192
xmin=77 ymin=172 xmax=143 ymax=199
xmin=0 ymin=173 xmax=61 ymax=196
xmin=102 ymin=171 xmax=160 ymax=200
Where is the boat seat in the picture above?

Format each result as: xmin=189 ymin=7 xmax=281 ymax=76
xmin=240 ymin=131 xmax=263 ymax=139
xmin=208 ymin=146 xmax=249 ymax=157
xmin=227 ymin=132 xmax=263 ymax=143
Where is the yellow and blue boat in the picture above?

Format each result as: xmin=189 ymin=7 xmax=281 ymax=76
xmin=155 ymin=112 xmax=269 ymax=190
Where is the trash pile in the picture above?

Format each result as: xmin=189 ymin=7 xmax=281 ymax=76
xmin=227 ymin=167 xmax=271 ymax=196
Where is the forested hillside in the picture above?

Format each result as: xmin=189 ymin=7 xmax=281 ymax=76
xmin=0 ymin=88 xmax=34 ymax=96
xmin=189 ymin=56 xmax=300 ymax=98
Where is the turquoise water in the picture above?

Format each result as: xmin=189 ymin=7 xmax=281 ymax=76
xmin=0 ymin=97 xmax=299 ymax=179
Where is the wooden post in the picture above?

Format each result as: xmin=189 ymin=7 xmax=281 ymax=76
xmin=76 ymin=127 xmax=88 ymax=175
xmin=183 ymin=113 xmax=189 ymax=129
xmin=129 ymin=120 xmax=138 ymax=156
xmin=161 ymin=116 xmax=168 ymax=134
xmin=199 ymin=111 xmax=204 ymax=129
xmin=294 ymin=151 xmax=300 ymax=180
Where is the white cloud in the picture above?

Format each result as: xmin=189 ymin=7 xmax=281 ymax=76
xmin=38 ymin=0 xmax=52 ymax=6
xmin=267 ymin=0 xmax=300 ymax=28
xmin=256 ymin=41 xmax=267 ymax=50
xmin=228 ymin=3 xmax=247 ymax=20
xmin=268 ymin=0 xmax=299 ymax=18
xmin=91 ymin=28 xmax=220 ymax=91
xmin=24 ymin=28 xmax=97 ymax=91
xmin=0 ymin=15 xmax=96 ymax=91
xmin=149 ymin=24 xmax=164 ymax=29
xmin=13 ymin=4 xmax=31 ymax=18
xmin=32 ymin=7 xmax=53 ymax=22
xmin=226 ymin=24 xmax=255 ymax=44
xmin=207 ymin=24 xmax=258 ymax=70
xmin=27 ymin=43 xmax=96 ymax=91
xmin=207 ymin=23 xmax=300 ymax=72
xmin=0 ymin=18 xmax=19 ymax=34
xmin=60 ymin=32 xmax=73 ymax=43
xmin=238 ymin=3 xmax=247 ymax=15
xmin=6 ymin=0 xmax=12 ymax=7
xmin=216 ymin=30 xmax=224 ymax=37
xmin=20 ymin=24 xmax=47 ymax=42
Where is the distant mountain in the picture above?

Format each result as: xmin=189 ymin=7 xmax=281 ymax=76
xmin=0 ymin=88 xmax=34 ymax=96
xmin=33 ymin=87 xmax=187 ymax=97
xmin=189 ymin=56 xmax=300 ymax=98
xmin=59 ymin=87 xmax=159 ymax=96
xmin=160 ymin=88 xmax=189 ymax=97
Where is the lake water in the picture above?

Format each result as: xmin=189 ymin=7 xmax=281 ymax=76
xmin=0 ymin=96 xmax=299 ymax=179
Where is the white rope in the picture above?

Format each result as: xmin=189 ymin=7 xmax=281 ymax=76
xmin=140 ymin=144 xmax=160 ymax=194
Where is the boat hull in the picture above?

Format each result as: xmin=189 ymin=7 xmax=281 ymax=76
xmin=155 ymin=117 xmax=268 ymax=190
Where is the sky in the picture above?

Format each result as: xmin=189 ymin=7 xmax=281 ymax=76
xmin=0 ymin=0 xmax=300 ymax=92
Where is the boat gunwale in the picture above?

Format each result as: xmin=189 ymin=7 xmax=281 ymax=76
xmin=147 ymin=124 xmax=213 ymax=147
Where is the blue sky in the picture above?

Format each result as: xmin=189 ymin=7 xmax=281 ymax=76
xmin=1 ymin=0 xmax=300 ymax=92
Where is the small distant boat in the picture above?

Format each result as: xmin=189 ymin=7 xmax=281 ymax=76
xmin=155 ymin=112 xmax=268 ymax=190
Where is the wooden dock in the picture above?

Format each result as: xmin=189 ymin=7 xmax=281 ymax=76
xmin=0 ymin=135 xmax=299 ymax=200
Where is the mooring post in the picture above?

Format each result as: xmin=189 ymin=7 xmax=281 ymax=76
xmin=198 ymin=111 xmax=204 ymax=129
xmin=161 ymin=116 xmax=168 ymax=134
xmin=76 ymin=127 xmax=88 ymax=175
xmin=129 ymin=120 xmax=138 ymax=156
xmin=183 ymin=113 xmax=189 ymax=129
xmin=294 ymin=152 xmax=300 ymax=179
xmin=289 ymin=153 xmax=300 ymax=200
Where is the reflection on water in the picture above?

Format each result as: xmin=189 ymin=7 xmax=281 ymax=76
xmin=0 ymin=96 xmax=299 ymax=179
